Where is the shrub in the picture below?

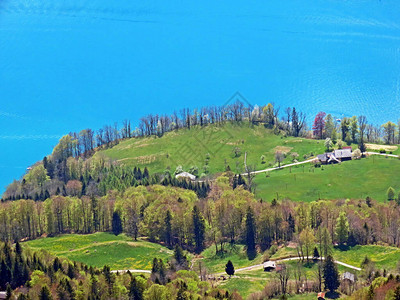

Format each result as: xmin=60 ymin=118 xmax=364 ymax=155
xmin=352 ymin=149 xmax=362 ymax=159
xmin=175 ymin=165 xmax=183 ymax=175
xmin=262 ymin=252 xmax=270 ymax=262
xmin=268 ymin=245 xmax=278 ymax=256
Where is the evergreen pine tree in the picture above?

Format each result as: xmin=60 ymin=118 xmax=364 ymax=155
xmin=0 ymin=259 xmax=12 ymax=290
xmin=323 ymin=255 xmax=340 ymax=293
xmin=225 ymin=260 xmax=235 ymax=277
xmin=143 ymin=167 xmax=149 ymax=179
xmin=129 ymin=276 xmax=145 ymax=300
xmin=335 ymin=212 xmax=349 ymax=246
xmin=67 ymin=264 xmax=75 ymax=279
xmin=91 ymin=196 xmax=100 ymax=232
xmin=313 ymin=247 xmax=320 ymax=259
xmin=53 ymin=257 xmax=61 ymax=272
xmin=88 ymin=275 xmax=100 ymax=300
xmin=164 ymin=210 xmax=172 ymax=248
xmin=245 ymin=206 xmax=257 ymax=259
xmin=39 ymin=285 xmax=53 ymax=300
xmin=192 ymin=206 xmax=205 ymax=254
xmin=112 ymin=211 xmax=123 ymax=236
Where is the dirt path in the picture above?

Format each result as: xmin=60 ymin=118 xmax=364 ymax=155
xmin=111 ymin=269 xmax=151 ymax=274
xmin=211 ymin=256 xmax=361 ymax=276
xmin=241 ymin=151 xmax=399 ymax=177
xmin=241 ymin=158 xmax=316 ymax=176
xmin=365 ymin=151 xmax=399 ymax=158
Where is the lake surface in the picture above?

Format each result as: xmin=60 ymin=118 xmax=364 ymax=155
xmin=1 ymin=0 xmax=400 ymax=194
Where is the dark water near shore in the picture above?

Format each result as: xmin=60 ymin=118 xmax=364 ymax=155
xmin=1 ymin=0 xmax=400 ymax=194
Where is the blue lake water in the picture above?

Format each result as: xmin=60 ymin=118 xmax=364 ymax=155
xmin=1 ymin=0 xmax=400 ymax=194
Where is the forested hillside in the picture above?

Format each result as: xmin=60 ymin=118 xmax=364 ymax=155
xmin=3 ymin=101 xmax=400 ymax=299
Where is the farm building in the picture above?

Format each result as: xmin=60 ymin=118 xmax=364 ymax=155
xmin=263 ymin=261 xmax=276 ymax=272
xmin=175 ymin=172 xmax=196 ymax=181
xmin=317 ymin=148 xmax=352 ymax=164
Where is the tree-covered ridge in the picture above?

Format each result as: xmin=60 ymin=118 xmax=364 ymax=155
xmin=3 ymin=154 xmax=210 ymax=202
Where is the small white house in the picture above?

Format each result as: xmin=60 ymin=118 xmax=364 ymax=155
xmin=175 ymin=172 xmax=196 ymax=181
xmin=263 ymin=261 xmax=276 ymax=272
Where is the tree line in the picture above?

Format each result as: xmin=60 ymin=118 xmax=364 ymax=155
xmin=2 ymin=172 xmax=400 ymax=256
xmin=313 ymin=112 xmax=400 ymax=151
xmin=3 ymin=154 xmax=210 ymax=204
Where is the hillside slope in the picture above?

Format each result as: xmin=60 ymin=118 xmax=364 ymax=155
xmin=255 ymin=155 xmax=400 ymax=202
xmin=97 ymin=123 xmax=325 ymax=175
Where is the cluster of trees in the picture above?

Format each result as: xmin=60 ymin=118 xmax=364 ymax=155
xmin=3 ymin=172 xmax=400 ymax=257
xmin=0 ymin=241 xmax=239 ymax=300
xmin=3 ymin=154 xmax=210 ymax=204
xmin=313 ymin=112 xmax=400 ymax=149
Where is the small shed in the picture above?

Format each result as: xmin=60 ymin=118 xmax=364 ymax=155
xmin=0 ymin=292 xmax=7 ymax=300
xmin=342 ymin=271 xmax=355 ymax=283
xmin=317 ymin=153 xmax=329 ymax=164
xmin=175 ymin=172 xmax=196 ymax=181
xmin=263 ymin=261 xmax=276 ymax=272
xmin=317 ymin=291 xmax=326 ymax=300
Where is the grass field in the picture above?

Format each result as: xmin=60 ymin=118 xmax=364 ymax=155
xmin=23 ymin=232 xmax=173 ymax=270
xmin=199 ymin=244 xmax=263 ymax=274
xmin=97 ymin=123 xmax=325 ymax=175
xmin=255 ymin=155 xmax=400 ymax=202
xmin=218 ymin=260 xmax=354 ymax=298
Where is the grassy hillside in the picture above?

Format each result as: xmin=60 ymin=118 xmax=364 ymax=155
xmin=255 ymin=155 xmax=400 ymax=202
xmin=199 ymin=244 xmax=264 ymax=274
xmin=23 ymin=232 xmax=173 ymax=270
xmin=216 ymin=258 xmax=355 ymax=298
xmin=272 ymin=244 xmax=400 ymax=272
xmin=97 ymin=123 xmax=325 ymax=175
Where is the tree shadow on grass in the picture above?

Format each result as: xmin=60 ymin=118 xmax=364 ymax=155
xmin=335 ymin=244 xmax=350 ymax=251
xmin=247 ymin=249 xmax=257 ymax=261
xmin=325 ymin=291 xmax=340 ymax=299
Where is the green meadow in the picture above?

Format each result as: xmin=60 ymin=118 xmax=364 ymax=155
xmin=217 ymin=259 xmax=355 ymax=299
xmin=199 ymin=244 xmax=263 ymax=274
xmin=23 ymin=232 xmax=173 ymax=270
xmin=98 ymin=123 xmax=325 ymax=175
xmin=255 ymin=155 xmax=400 ymax=202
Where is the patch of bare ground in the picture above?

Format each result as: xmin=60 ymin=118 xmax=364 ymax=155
xmin=366 ymin=143 xmax=398 ymax=151
xmin=273 ymin=146 xmax=293 ymax=154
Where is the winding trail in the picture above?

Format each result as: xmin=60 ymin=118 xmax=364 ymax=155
xmin=211 ymin=256 xmax=361 ymax=277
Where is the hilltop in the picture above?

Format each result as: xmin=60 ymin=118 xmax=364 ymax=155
xmin=96 ymin=123 xmax=325 ymax=176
